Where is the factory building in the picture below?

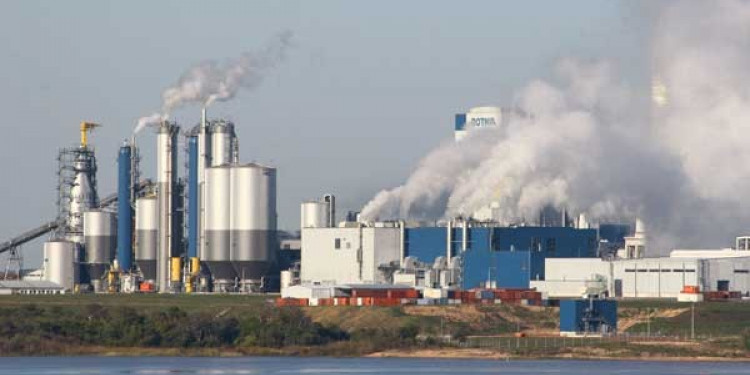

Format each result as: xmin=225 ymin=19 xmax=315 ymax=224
xmin=300 ymin=196 xmax=598 ymax=289
xmin=532 ymin=246 xmax=750 ymax=299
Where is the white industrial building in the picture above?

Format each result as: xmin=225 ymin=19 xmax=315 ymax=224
xmin=300 ymin=224 xmax=401 ymax=285
xmin=532 ymin=250 xmax=750 ymax=299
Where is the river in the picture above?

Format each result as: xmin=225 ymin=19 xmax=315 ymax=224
xmin=0 ymin=357 xmax=747 ymax=374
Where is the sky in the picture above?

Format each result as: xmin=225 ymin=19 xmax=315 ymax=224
xmin=0 ymin=1 xmax=650 ymax=266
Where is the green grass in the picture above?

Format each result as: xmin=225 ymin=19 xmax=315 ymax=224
xmin=0 ymin=294 xmax=273 ymax=314
xmin=623 ymin=301 xmax=750 ymax=337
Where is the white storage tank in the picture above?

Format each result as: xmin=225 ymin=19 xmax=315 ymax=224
xmin=230 ymin=163 xmax=277 ymax=287
xmin=135 ymin=196 xmax=158 ymax=281
xmin=83 ymin=210 xmax=116 ymax=291
xmin=210 ymin=121 xmax=235 ymax=166
xmin=43 ymin=240 xmax=79 ymax=291
xmin=301 ymin=201 xmax=329 ymax=228
xmin=205 ymin=165 xmax=235 ymax=284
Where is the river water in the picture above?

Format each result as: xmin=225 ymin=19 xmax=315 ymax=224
xmin=0 ymin=356 xmax=747 ymax=374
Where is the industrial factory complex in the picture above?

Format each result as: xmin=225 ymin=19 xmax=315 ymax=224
xmin=0 ymin=110 xmax=277 ymax=294
xmin=0 ymin=104 xmax=748 ymax=335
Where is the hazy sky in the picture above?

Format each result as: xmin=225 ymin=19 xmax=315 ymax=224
xmin=0 ymin=1 xmax=649 ymax=266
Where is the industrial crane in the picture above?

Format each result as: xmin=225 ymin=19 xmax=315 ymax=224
xmin=80 ymin=121 xmax=100 ymax=148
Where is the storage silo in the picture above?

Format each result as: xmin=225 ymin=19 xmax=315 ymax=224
xmin=205 ymin=165 xmax=234 ymax=287
xmin=230 ymin=163 xmax=277 ymax=289
xmin=43 ymin=240 xmax=79 ymax=291
xmin=83 ymin=210 xmax=116 ymax=291
xmin=135 ymin=196 xmax=158 ymax=282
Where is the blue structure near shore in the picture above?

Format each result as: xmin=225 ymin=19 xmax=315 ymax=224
xmin=403 ymin=226 xmax=597 ymax=289
xmin=559 ymin=299 xmax=618 ymax=334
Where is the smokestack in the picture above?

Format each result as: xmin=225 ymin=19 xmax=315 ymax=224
xmin=116 ymin=142 xmax=133 ymax=271
xmin=156 ymin=121 xmax=179 ymax=292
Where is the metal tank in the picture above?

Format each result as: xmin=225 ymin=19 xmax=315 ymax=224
xmin=210 ymin=120 xmax=235 ymax=167
xmin=83 ymin=210 xmax=116 ymax=291
xmin=301 ymin=201 xmax=329 ymax=228
xmin=156 ymin=122 xmax=179 ymax=292
xmin=205 ymin=165 xmax=234 ymax=286
xmin=135 ymin=196 xmax=158 ymax=281
xmin=230 ymin=163 xmax=277 ymax=289
xmin=43 ymin=240 xmax=79 ymax=291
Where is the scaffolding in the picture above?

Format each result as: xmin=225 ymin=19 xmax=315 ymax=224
xmin=56 ymin=146 xmax=99 ymax=240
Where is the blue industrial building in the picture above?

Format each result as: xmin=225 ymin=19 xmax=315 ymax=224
xmin=404 ymin=226 xmax=597 ymax=289
xmin=559 ymin=299 xmax=618 ymax=334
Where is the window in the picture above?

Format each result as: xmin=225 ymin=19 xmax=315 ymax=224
xmin=648 ymin=269 xmax=660 ymax=272
xmin=637 ymin=269 xmax=648 ymax=273
xmin=334 ymin=238 xmax=341 ymax=249
xmin=685 ymin=269 xmax=696 ymax=273
xmin=624 ymin=269 xmax=636 ymax=273
xmin=546 ymin=238 xmax=556 ymax=254
xmin=734 ymin=269 xmax=749 ymax=274
xmin=531 ymin=237 xmax=541 ymax=252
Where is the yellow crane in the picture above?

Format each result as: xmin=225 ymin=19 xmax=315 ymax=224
xmin=80 ymin=121 xmax=101 ymax=148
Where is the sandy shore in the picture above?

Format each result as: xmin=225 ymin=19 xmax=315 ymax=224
xmin=367 ymin=348 xmax=750 ymax=362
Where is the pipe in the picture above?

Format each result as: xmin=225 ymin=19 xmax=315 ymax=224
xmin=324 ymin=194 xmax=335 ymax=228
xmin=187 ymin=136 xmax=199 ymax=260
xmin=399 ymin=220 xmax=405 ymax=266
xmin=116 ymin=143 xmax=133 ymax=271
xmin=462 ymin=220 xmax=468 ymax=252
xmin=446 ymin=220 xmax=452 ymax=259
xmin=197 ymin=109 xmax=210 ymax=260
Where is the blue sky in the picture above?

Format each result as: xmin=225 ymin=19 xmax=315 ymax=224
xmin=0 ymin=1 xmax=650 ymax=266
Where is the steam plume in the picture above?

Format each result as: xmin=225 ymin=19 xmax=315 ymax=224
xmin=361 ymin=1 xmax=750 ymax=252
xmin=134 ymin=30 xmax=293 ymax=133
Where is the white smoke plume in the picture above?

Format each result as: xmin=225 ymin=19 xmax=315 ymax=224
xmin=134 ymin=30 xmax=293 ymax=134
xmin=361 ymin=1 xmax=750 ymax=252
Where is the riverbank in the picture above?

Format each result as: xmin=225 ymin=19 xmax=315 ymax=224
xmin=0 ymin=295 xmax=747 ymax=359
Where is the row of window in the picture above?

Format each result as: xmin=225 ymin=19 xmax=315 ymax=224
xmin=624 ymin=269 xmax=696 ymax=273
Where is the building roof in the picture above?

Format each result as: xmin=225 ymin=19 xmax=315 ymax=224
xmin=0 ymin=280 xmax=64 ymax=289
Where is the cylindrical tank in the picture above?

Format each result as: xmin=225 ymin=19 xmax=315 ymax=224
xmin=170 ymin=257 xmax=182 ymax=283
xmin=43 ymin=240 xmax=79 ymax=291
xmin=301 ymin=201 xmax=329 ymax=228
xmin=230 ymin=163 xmax=277 ymax=284
xmin=210 ymin=121 xmax=233 ymax=167
xmin=205 ymin=166 xmax=234 ymax=282
xmin=157 ymin=122 xmax=179 ymax=292
xmin=116 ymin=144 xmax=133 ymax=271
xmin=83 ymin=210 xmax=116 ymax=291
xmin=280 ymin=270 xmax=293 ymax=293
xmin=135 ymin=196 xmax=158 ymax=281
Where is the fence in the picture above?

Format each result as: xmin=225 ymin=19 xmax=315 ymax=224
xmin=464 ymin=333 xmax=701 ymax=350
